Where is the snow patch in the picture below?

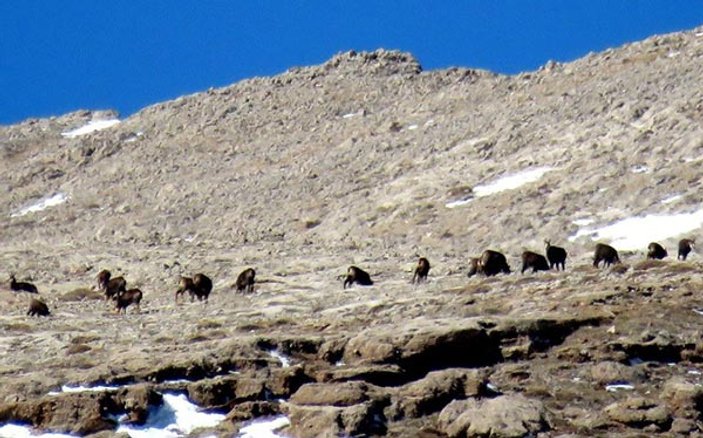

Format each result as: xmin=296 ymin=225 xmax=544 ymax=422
xmin=237 ymin=415 xmax=290 ymax=438
xmin=269 ymin=350 xmax=292 ymax=367
xmin=407 ymin=124 xmax=418 ymax=130
xmin=606 ymin=383 xmax=635 ymax=392
xmin=631 ymin=165 xmax=649 ymax=174
xmin=116 ymin=393 xmax=224 ymax=438
xmin=11 ymin=193 xmax=68 ymax=217
xmin=61 ymin=119 xmax=120 ymax=138
xmin=661 ymin=194 xmax=682 ymax=205
xmin=572 ymin=217 xmax=595 ymax=226
xmin=473 ymin=167 xmax=552 ymax=197
xmin=568 ymin=208 xmax=703 ymax=250
xmin=0 ymin=424 xmax=74 ymax=438
xmin=48 ymin=384 xmax=121 ymax=395
xmin=445 ymin=198 xmax=473 ymax=209
xmin=693 ymin=308 xmax=703 ymax=316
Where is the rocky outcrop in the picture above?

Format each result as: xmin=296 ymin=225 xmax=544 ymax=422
xmin=438 ymin=393 xmax=549 ymax=438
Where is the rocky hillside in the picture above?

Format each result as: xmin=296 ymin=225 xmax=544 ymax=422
xmin=1 ymin=26 xmax=703 ymax=437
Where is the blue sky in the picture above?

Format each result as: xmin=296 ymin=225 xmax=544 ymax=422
xmin=2 ymin=2 xmax=703 ymax=125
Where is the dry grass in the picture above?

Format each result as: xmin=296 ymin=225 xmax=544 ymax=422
xmin=59 ymin=287 xmax=103 ymax=302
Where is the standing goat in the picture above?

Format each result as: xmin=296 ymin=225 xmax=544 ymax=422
xmin=478 ymin=250 xmax=511 ymax=277
xmin=545 ymin=240 xmax=567 ymax=271
xmin=116 ymin=288 xmax=142 ymax=314
xmin=234 ymin=268 xmax=256 ymax=293
xmin=176 ymin=273 xmax=213 ymax=302
xmin=678 ymin=238 xmax=695 ymax=261
xmin=412 ymin=257 xmax=431 ymax=284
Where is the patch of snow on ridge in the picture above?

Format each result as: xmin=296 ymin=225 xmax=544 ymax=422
xmin=11 ymin=193 xmax=68 ymax=217
xmin=0 ymin=424 xmax=74 ymax=438
xmin=445 ymin=198 xmax=473 ymax=209
xmin=237 ymin=415 xmax=290 ymax=438
xmin=269 ymin=350 xmax=292 ymax=367
xmin=661 ymin=194 xmax=682 ymax=205
xmin=568 ymin=208 xmax=703 ymax=250
xmin=61 ymin=119 xmax=120 ymax=138
xmin=473 ymin=167 xmax=553 ymax=197
xmin=116 ymin=393 xmax=224 ymax=438
xmin=48 ymin=384 xmax=121 ymax=395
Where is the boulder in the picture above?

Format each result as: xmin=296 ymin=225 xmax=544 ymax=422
xmin=113 ymin=384 xmax=162 ymax=425
xmin=604 ymin=397 xmax=671 ymax=429
xmin=438 ymin=393 xmax=549 ymax=438
xmin=588 ymin=361 xmax=644 ymax=385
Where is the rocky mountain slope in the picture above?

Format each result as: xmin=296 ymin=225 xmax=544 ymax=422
xmin=2 ymin=26 xmax=703 ymax=437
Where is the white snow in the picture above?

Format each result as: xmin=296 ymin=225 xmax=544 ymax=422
xmin=445 ymin=198 xmax=473 ymax=209
xmin=61 ymin=119 xmax=120 ymax=138
xmin=661 ymin=194 xmax=682 ymax=205
xmin=606 ymin=383 xmax=634 ymax=392
xmin=568 ymin=208 xmax=703 ymax=250
xmin=0 ymin=424 xmax=76 ymax=438
xmin=693 ymin=309 xmax=703 ymax=316
xmin=269 ymin=350 xmax=292 ymax=367
xmin=473 ymin=167 xmax=553 ymax=197
xmin=407 ymin=124 xmax=418 ymax=130
xmin=116 ymin=393 xmax=225 ymax=438
xmin=237 ymin=415 xmax=290 ymax=438
xmin=11 ymin=193 xmax=68 ymax=217
xmin=48 ymin=384 xmax=121 ymax=395
xmin=631 ymin=165 xmax=649 ymax=174
xmin=572 ymin=217 xmax=595 ymax=226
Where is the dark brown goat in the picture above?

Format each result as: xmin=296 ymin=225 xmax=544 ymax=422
xmin=678 ymin=238 xmax=695 ymax=261
xmin=478 ymin=250 xmax=511 ymax=277
xmin=96 ymin=269 xmax=111 ymax=291
xmin=27 ymin=298 xmax=50 ymax=317
xmin=235 ymin=268 xmax=256 ymax=293
xmin=412 ymin=257 xmax=431 ymax=284
xmin=343 ymin=266 xmax=373 ymax=289
xmin=9 ymin=274 xmax=38 ymax=294
xmin=521 ymin=251 xmax=550 ymax=274
xmin=176 ymin=273 xmax=213 ymax=302
xmin=116 ymin=288 xmax=142 ymax=314
xmin=545 ymin=240 xmax=567 ymax=271
xmin=103 ymin=276 xmax=127 ymax=301
xmin=593 ymin=243 xmax=620 ymax=268
xmin=646 ymin=242 xmax=668 ymax=260
xmin=467 ymin=257 xmax=481 ymax=278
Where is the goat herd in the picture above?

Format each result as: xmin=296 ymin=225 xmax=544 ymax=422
xmin=7 ymin=238 xmax=697 ymax=318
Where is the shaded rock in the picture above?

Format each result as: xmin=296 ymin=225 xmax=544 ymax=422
xmin=604 ymin=397 xmax=671 ymax=429
xmin=661 ymin=377 xmax=703 ymax=415
xmin=670 ymin=417 xmax=699 ymax=434
xmin=438 ymin=393 xmax=549 ymax=438
xmin=589 ymin=361 xmax=644 ymax=385
xmin=187 ymin=375 xmax=266 ymax=409
xmin=317 ymin=363 xmax=407 ymax=386
xmin=0 ymin=392 xmax=118 ymax=435
xmin=286 ymin=401 xmax=387 ymax=438
xmin=113 ymin=384 xmax=162 ymax=425
xmin=290 ymin=381 xmax=373 ymax=407
xmin=387 ymin=368 xmax=488 ymax=420
xmin=268 ymin=365 xmax=314 ymax=398
xmin=225 ymin=400 xmax=281 ymax=423
xmin=343 ymin=319 xmax=501 ymax=377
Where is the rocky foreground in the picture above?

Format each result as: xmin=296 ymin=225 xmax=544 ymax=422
xmin=2 ymin=254 xmax=703 ymax=437
xmin=3 ymin=23 xmax=703 ymax=438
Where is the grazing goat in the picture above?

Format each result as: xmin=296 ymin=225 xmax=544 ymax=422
xmin=412 ymin=257 xmax=431 ymax=284
xmin=521 ymin=251 xmax=550 ymax=274
xmin=103 ymin=276 xmax=127 ymax=301
xmin=545 ymin=240 xmax=567 ymax=271
xmin=176 ymin=273 xmax=213 ymax=302
xmin=647 ymin=242 xmax=668 ymax=260
xmin=678 ymin=238 xmax=695 ymax=261
xmin=235 ymin=268 xmax=256 ymax=293
xmin=9 ymin=274 xmax=38 ymax=294
xmin=116 ymin=288 xmax=142 ymax=314
xmin=343 ymin=266 xmax=373 ymax=289
xmin=467 ymin=257 xmax=481 ymax=278
xmin=479 ymin=250 xmax=511 ymax=277
xmin=593 ymin=243 xmax=620 ymax=268
xmin=27 ymin=298 xmax=50 ymax=317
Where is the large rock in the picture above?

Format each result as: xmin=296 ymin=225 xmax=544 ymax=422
xmin=286 ymin=381 xmax=389 ymax=437
xmin=342 ymin=319 xmax=501 ymax=374
xmin=113 ymin=384 xmax=163 ymax=425
xmin=661 ymin=377 xmax=703 ymax=415
xmin=0 ymin=392 xmax=118 ymax=435
xmin=438 ymin=394 xmax=549 ymax=438
xmin=387 ymin=368 xmax=488 ymax=420
xmin=604 ymin=397 xmax=671 ymax=430
xmin=588 ymin=361 xmax=644 ymax=385
xmin=187 ymin=375 xmax=266 ymax=409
